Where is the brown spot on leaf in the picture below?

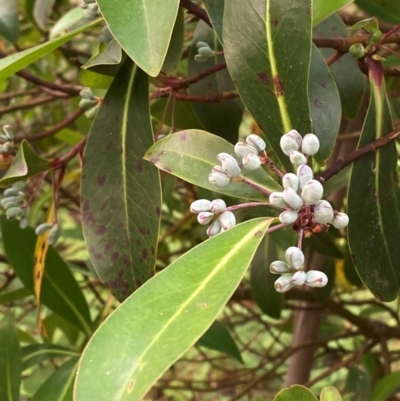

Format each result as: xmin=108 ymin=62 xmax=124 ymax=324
xmin=256 ymin=71 xmax=271 ymax=86
xmin=93 ymin=253 xmax=101 ymax=260
xmin=111 ymin=252 xmax=119 ymax=262
xmin=96 ymin=225 xmax=107 ymax=235
xmin=272 ymin=17 xmax=279 ymax=27
xmin=122 ymin=257 xmax=130 ymax=267
xmin=155 ymin=206 xmax=161 ymax=217
xmin=179 ymin=131 xmax=187 ymax=141
xmin=140 ymin=248 xmax=148 ymax=262
xmin=136 ymin=160 xmax=143 ymax=173
xmin=104 ymin=241 xmax=115 ymax=252
xmin=314 ymin=98 xmax=322 ymax=108
xmin=97 ymin=175 xmax=106 ymax=186
xmin=151 ymin=246 xmax=155 ymax=255
xmin=351 ymin=253 xmax=357 ymax=265
xmin=319 ymin=81 xmax=327 ymax=89
xmin=83 ymin=201 xmax=90 ymax=212
xmin=161 ymin=166 xmax=172 ymax=173
xmin=100 ymin=201 xmax=107 ymax=211
xmin=136 ymin=239 xmax=141 ymax=246
xmin=273 ymin=75 xmax=284 ymax=97
xmin=138 ymin=227 xmax=147 ymax=236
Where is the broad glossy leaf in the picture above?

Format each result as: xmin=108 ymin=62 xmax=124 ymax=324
xmin=0 ymin=314 xmax=21 ymax=401
xmin=0 ymin=0 xmax=19 ymax=43
xmin=345 ymin=366 xmax=370 ymax=401
xmin=197 ymin=321 xmax=243 ymax=363
xmin=355 ymin=0 xmax=400 ymax=24
xmin=49 ymin=7 xmax=84 ymax=39
xmin=274 ymin=385 xmax=318 ymax=401
xmin=1 ymin=218 xmax=93 ymax=334
xmin=0 ymin=140 xmax=51 ymax=187
xmin=347 ymin=59 xmax=400 ymax=302
xmin=315 ymin=14 xmax=365 ymax=119
xmin=144 ymin=130 xmax=281 ymax=201
xmin=203 ymin=0 xmax=224 ymax=43
xmin=308 ymin=45 xmax=341 ymax=164
xmin=96 ymin=0 xmax=179 ymax=77
xmin=223 ymin=0 xmax=312 ymax=170
xmin=188 ymin=21 xmax=243 ymax=144
xmin=75 ymin=218 xmax=272 ymax=401
xmin=82 ymin=61 xmax=161 ymax=301
xmin=161 ymin=8 xmax=183 ymax=75
xmin=320 ymin=386 xmax=343 ymax=401
xmin=313 ymin=0 xmax=354 ymax=26
xmin=370 ymin=371 xmax=400 ymax=401
xmin=32 ymin=358 xmax=78 ymax=401
xmin=0 ymin=19 xmax=100 ymax=81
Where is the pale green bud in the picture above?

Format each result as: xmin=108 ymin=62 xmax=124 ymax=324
xmin=194 ymin=55 xmax=209 ymax=63
xmin=198 ymin=46 xmax=214 ymax=57
xmin=3 ymin=188 xmax=19 ymax=197
xmin=35 ymin=223 xmax=52 ymax=235
xmin=48 ymin=224 xmax=61 ymax=245
xmin=6 ymin=207 xmax=23 ymax=218
xmin=196 ymin=41 xmax=209 ymax=49
xmin=3 ymin=125 xmax=14 ymax=141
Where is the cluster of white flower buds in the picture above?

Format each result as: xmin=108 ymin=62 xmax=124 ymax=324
xmin=1 ymin=181 xmax=29 ymax=229
xmin=80 ymin=0 xmax=100 ymax=20
xmin=194 ymin=42 xmax=215 ymax=63
xmin=208 ymin=134 xmax=266 ymax=187
xmin=35 ymin=223 xmax=61 ymax=245
xmin=270 ymin=247 xmax=328 ymax=293
xmin=190 ymin=199 xmax=236 ymax=237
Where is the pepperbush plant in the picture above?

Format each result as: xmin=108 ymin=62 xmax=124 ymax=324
xmin=0 ymin=0 xmax=400 ymax=400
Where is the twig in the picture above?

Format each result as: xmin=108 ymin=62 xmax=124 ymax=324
xmin=0 ymin=95 xmax=55 ymax=115
xmin=51 ymin=136 xmax=87 ymax=169
xmin=180 ymin=0 xmax=212 ymax=27
xmin=172 ymin=90 xmax=238 ymax=103
xmin=325 ymin=50 xmax=343 ymax=66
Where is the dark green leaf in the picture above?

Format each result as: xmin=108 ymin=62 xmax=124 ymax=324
xmin=0 ymin=0 xmax=19 ymax=43
xmin=1 ymin=218 xmax=93 ymax=334
xmin=308 ymin=45 xmax=341 ymax=164
xmin=31 ymin=357 xmax=78 ymax=401
xmin=347 ymin=59 xmax=400 ymax=302
xmin=313 ymin=0 xmax=354 ymax=26
xmin=0 ymin=288 xmax=31 ymax=304
xmin=79 ymin=70 xmax=114 ymax=89
xmin=188 ymin=21 xmax=243 ymax=144
xmin=0 ymin=314 xmax=21 ymax=401
xmin=355 ymin=0 xmax=400 ymax=24
xmin=273 ymin=385 xmax=318 ymax=401
xmin=81 ymin=40 xmax=123 ymax=74
xmin=144 ymin=130 xmax=281 ymax=201
xmin=223 ymin=0 xmax=312 ymax=170
xmin=0 ymin=140 xmax=51 ymax=187
xmin=42 ymin=313 xmax=80 ymax=346
xmin=96 ymin=0 xmax=179 ymax=77
xmin=197 ymin=321 xmax=243 ymax=363
xmin=345 ymin=366 xmax=371 ymax=401
xmin=371 ymin=371 xmax=400 ymax=401
xmin=162 ymin=8 xmax=184 ymax=75
xmin=203 ymin=0 xmax=224 ymax=43
xmin=75 ymin=218 xmax=272 ymax=401
xmin=82 ymin=60 xmax=161 ymax=301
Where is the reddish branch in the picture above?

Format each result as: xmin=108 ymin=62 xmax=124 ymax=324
xmin=0 ymin=95 xmax=55 ymax=115
xmin=51 ymin=136 xmax=87 ymax=169
xmin=180 ymin=0 xmax=212 ymax=27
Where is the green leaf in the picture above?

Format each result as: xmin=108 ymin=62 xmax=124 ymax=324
xmin=313 ymin=0 xmax=354 ymax=26
xmin=0 ymin=314 xmax=21 ymax=401
xmin=308 ymin=45 xmax=341 ymax=164
xmin=344 ymin=366 xmax=371 ymax=401
xmin=273 ymin=385 xmax=318 ymax=401
xmin=0 ymin=0 xmax=19 ymax=43
xmin=0 ymin=140 xmax=51 ymax=187
xmin=144 ymin=130 xmax=281 ymax=201
xmin=188 ymin=21 xmax=243 ymax=144
xmin=370 ymin=371 xmax=400 ymax=401
xmin=31 ymin=357 xmax=78 ymax=401
xmin=81 ymin=40 xmax=123 ymax=72
xmin=1 ymin=218 xmax=93 ymax=334
xmin=79 ymin=70 xmax=114 ymax=89
xmin=197 ymin=321 xmax=243 ymax=363
xmin=347 ymin=59 xmax=400 ymax=302
xmin=0 ymin=18 xmax=100 ymax=81
xmin=223 ymin=0 xmax=312 ymax=170
xmin=320 ymin=386 xmax=343 ymax=401
xmin=314 ymin=14 xmax=365 ymax=119
xmin=0 ymin=288 xmax=31 ymax=304
xmin=355 ymin=0 xmax=400 ymax=24
xmin=96 ymin=0 xmax=179 ymax=77
xmin=81 ymin=60 xmax=161 ymax=301
xmin=75 ymin=218 xmax=272 ymax=401
xmin=203 ymin=0 xmax=224 ymax=43
xmin=49 ymin=7 xmax=84 ymax=39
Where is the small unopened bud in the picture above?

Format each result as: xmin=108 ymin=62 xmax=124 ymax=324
xmin=48 ymin=224 xmax=61 ymax=245
xmin=280 ymin=134 xmax=300 ymax=156
xmin=3 ymin=125 xmax=14 ymax=141
xmin=349 ymin=43 xmax=365 ymax=59
xmin=246 ymin=134 xmax=266 ymax=152
xmin=283 ymin=188 xmax=303 ymax=210
xmin=6 ymin=207 xmax=23 ymax=218
xmin=217 ymin=153 xmax=241 ymax=179
xmin=289 ymin=151 xmax=307 ymax=167
xmin=285 ymin=246 xmax=304 ymax=270
xmin=274 ymin=275 xmax=294 ymax=293
xmin=301 ymin=180 xmax=323 ymax=205
xmin=79 ymin=88 xmax=94 ymax=100
xmin=279 ymin=209 xmax=298 ymax=225
xmin=234 ymin=142 xmax=258 ymax=158
xmin=194 ymin=55 xmax=209 ymax=63
xmin=3 ymin=142 xmax=13 ymax=153
xmin=190 ymin=199 xmax=211 ymax=213
xmin=314 ymin=200 xmax=334 ymax=224
xmin=332 ymin=212 xmax=349 ymax=229
xmin=305 ymin=270 xmax=328 ymax=287
xmin=35 ymin=223 xmax=52 ymax=235
xmin=197 ymin=212 xmax=214 ymax=225
xmin=219 ymin=211 xmax=236 ymax=230
xmin=3 ymin=188 xmax=19 ymax=197
xmin=196 ymin=41 xmax=209 ymax=49
xmin=209 ymin=166 xmax=231 ymax=187
xmin=198 ymin=46 xmax=214 ymax=57
xmin=301 ymin=134 xmax=320 ymax=156
xmin=207 ymin=219 xmax=222 ymax=237
xmin=291 ymin=270 xmax=307 ymax=286
xmin=297 ymin=164 xmax=314 ymax=189
xmin=270 ymin=261 xmax=291 ymax=274
xmin=210 ymin=199 xmax=226 ymax=214
xmin=19 ymin=216 xmax=29 ymax=229
xmin=1 ymin=196 xmax=19 ymax=207
xmin=243 ymin=153 xmax=261 ymax=170
xmin=269 ymin=192 xmax=289 ymax=208
xmin=282 ymin=173 xmax=298 ymax=191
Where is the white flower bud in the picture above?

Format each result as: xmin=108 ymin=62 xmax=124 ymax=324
xmin=269 ymin=192 xmax=289 ymax=208
xmin=197 ymin=212 xmax=214 ymax=225
xmin=291 ymin=270 xmax=307 ymax=286
xmin=283 ymin=188 xmax=303 ymax=210
xmin=48 ymin=224 xmax=61 ymax=245
xmin=270 ymin=261 xmax=291 ymax=274
xmin=246 ymin=134 xmax=266 ymax=152
xmin=280 ymin=134 xmax=300 ymax=156
xmin=35 ymin=223 xmax=52 ymax=235
xmin=305 ymin=270 xmax=328 ymax=287
xmin=243 ymin=153 xmax=261 ymax=170
xmin=209 ymin=166 xmax=231 ymax=187
xmin=289 ymin=151 xmax=307 ymax=166
xmin=314 ymin=200 xmax=334 ymax=224
xmin=234 ymin=142 xmax=258 ymax=158
xmin=285 ymin=246 xmax=305 ymax=270
xmin=297 ymin=164 xmax=314 ymax=190
xmin=207 ymin=219 xmax=222 ymax=237
xmin=279 ymin=209 xmax=298 ymax=225
xmin=217 ymin=153 xmax=241 ymax=178
xmin=190 ymin=199 xmax=211 ymax=213
xmin=3 ymin=125 xmax=14 ymax=141
xmin=301 ymin=133 xmax=320 ymax=156
xmin=282 ymin=173 xmax=299 ymax=191
xmin=209 ymin=199 xmax=226 ymax=214
xmin=219 ymin=211 xmax=236 ymax=230
xmin=286 ymin=130 xmax=302 ymax=147
xmin=301 ymin=180 xmax=323 ymax=205
xmin=332 ymin=212 xmax=349 ymax=229
xmin=274 ymin=275 xmax=294 ymax=293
